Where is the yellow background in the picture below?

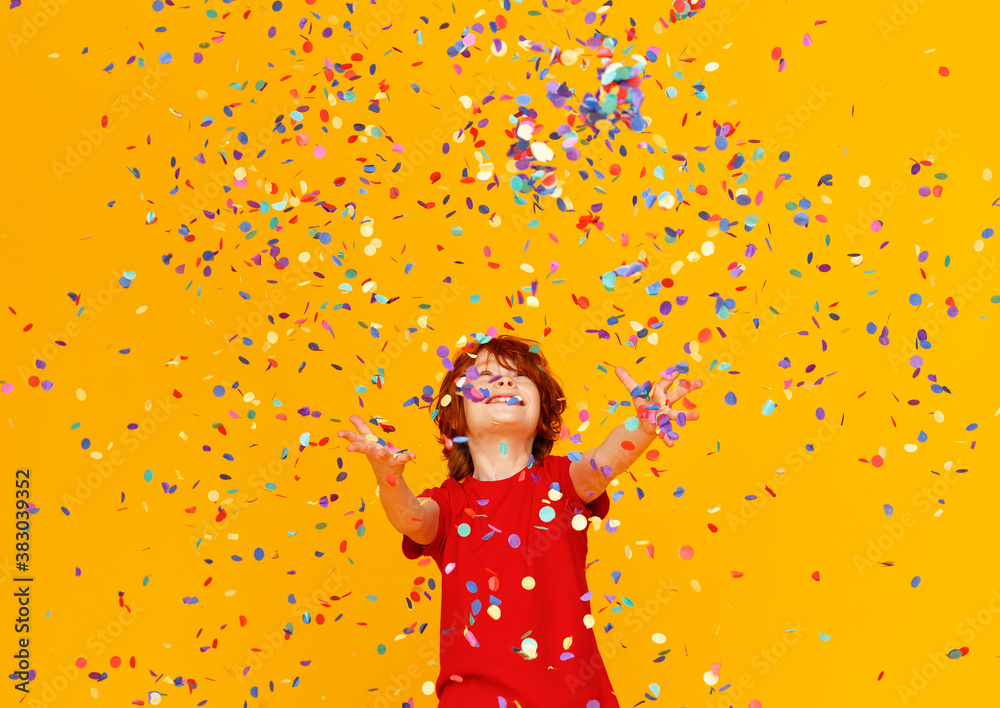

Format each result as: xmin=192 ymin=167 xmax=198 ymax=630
xmin=3 ymin=0 xmax=999 ymax=706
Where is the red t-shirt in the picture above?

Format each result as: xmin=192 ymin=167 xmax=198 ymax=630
xmin=402 ymin=453 xmax=620 ymax=708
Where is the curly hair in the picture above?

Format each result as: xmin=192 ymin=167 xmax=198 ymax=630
xmin=430 ymin=334 xmax=566 ymax=482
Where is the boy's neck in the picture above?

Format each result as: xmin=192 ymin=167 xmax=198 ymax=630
xmin=466 ymin=434 xmax=534 ymax=481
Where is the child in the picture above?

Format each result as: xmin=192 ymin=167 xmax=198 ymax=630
xmin=338 ymin=334 xmax=702 ymax=707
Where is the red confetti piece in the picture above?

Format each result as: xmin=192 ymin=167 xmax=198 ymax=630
xmin=730 ymin=571 xmax=744 ymax=578
xmin=771 ymin=46 xmax=782 ymax=61
xmin=620 ymin=440 xmax=635 ymax=451
xmin=708 ymin=523 xmax=718 ymax=533
xmin=101 ymin=115 xmax=109 ymax=128
xmin=385 ymin=474 xmax=396 ymax=487
xmin=938 ymin=66 xmax=949 ymax=76
xmin=812 ymin=571 xmax=820 ymax=581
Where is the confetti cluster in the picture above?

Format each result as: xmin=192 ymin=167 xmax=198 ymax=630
xmin=4 ymin=0 xmax=997 ymax=705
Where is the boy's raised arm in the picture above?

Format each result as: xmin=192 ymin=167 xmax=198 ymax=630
xmin=337 ymin=414 xmax=440 ymax=542
xmin=379 ymin=474 xmax=440 ymax=544
xmin=569 ymin=366 xmax=702 ymax=504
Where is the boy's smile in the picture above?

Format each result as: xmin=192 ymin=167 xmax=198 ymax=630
xmin=464 ymin=353 xmax=540 ymax=434
xmin=484 ymin=393 xmax=525 ymax=406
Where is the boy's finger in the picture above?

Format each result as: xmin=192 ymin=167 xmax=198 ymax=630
xmin=615 ymin=366 xmax=639 ymax=395
xmin=667 ymin=380 xmax=703 ymax=404
xmin=349 ymin=414 xmax=376 ymax=437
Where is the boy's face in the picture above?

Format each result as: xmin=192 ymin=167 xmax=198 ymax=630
xmin=462 ymin=350 xmax=541 ymax=442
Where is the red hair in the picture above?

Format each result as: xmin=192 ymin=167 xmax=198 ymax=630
xmin=430 ymin=335 xmax=566 ymax=482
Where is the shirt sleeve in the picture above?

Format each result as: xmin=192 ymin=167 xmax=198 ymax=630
xmin=401 ymin=483 xmax=451 ymax=561
xmin=546 ymin=453 xmax=610 ymax=521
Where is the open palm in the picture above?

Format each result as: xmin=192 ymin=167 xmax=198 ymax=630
xmin=337 ymin=414 xmax=416 ymax=479
xmin=615 ymin=366 xmax=703 ymax=446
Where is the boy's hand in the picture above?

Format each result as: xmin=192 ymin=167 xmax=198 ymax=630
xmin=337 ymin=414 xmax=416 ymax=483
xmin=615 ymin=366 xmax=703 ymax=447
